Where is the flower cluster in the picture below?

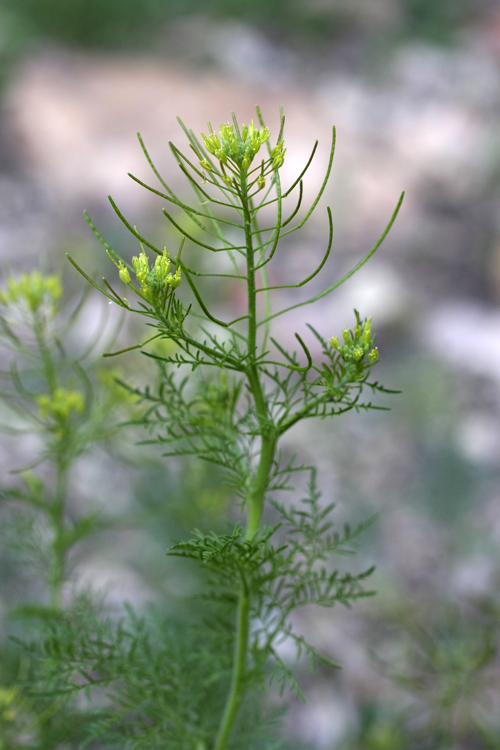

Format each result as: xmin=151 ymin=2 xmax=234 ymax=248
xmin=0 ymin=271 xmax=62 ymax=312
xmin=201 ymin=120 xmax=270 ymax=171
xmin=116 ymin=248 xmax=181 ymax=308
xmin=200 ymin=119 xmax=284 ymax=175
xmin=329 ymin=311 xmax=378 ymax=381
xmin=36 ymin=388 xmax=85 ymax=421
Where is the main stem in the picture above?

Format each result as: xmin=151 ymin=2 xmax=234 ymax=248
xmin=213 ymin=175 xmax=278 ymax=750
xmin=48 ymin=458 xmax=68 ymax=609
xmin=34 ymin=310 xmax=68 ymax=609
xmin=33 ymin=315 xmax=57 ymax=396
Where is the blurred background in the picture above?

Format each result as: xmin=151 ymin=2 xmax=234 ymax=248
xmin=1 ymin=0 xmax=500 ymax=748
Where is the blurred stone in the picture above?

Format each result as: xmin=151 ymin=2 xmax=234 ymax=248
xmin=72 ymin=555 xmax=155 ymax=607
xmin=379 ymin=506 xmax=445 ymax=590
xmin=457 ymin=412 xmax=500 ymax=464
xmin=422 ymin=300 xmax=500 ymax=383
xmin=451 ymin=554 xmax=497 ymax=597
xmin=4 ymin=50 xmax=329 ymax=213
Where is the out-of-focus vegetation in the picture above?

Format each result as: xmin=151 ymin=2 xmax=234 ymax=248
xmin=0 ymin=0 xmax=492 ymax=56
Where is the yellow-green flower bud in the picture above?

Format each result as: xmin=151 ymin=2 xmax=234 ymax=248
xmin=171 ymin=266 xmax=182 ymax=289
xmin=242 ymin=154 xmax=251 ymax=171
xmin=118 ymin=262 xmax=131 ymax=285
xmin=201 ymin=133 xmax=215 ymax=154
xmin=342 ymin=329 xmax=350 ymax=344
xmin=271 ymin=142 xmax=283 ymax=158
xmin=199 ymin=159 xmax=212 ymax=172
xmin=362 ymin=317 xmax=372 ymax=344
xmin=241 ymin=124 xmax=248 ymax=141
xmin=250 ymin=137 xmax=261 ymax=155
xmin=329 ymin=335 xmax=340 ymax=350
xmin=368 ymin=347 xmax=379 ymax=362
xmin=271 ymin=141 xmax=286 ymax=169
xmin=155 ymin=249 xmax=171 ymax=283
xmin=257 ymin=175 xmax=265 ymax=190
xmin=222 ymin=174 xmax=233 ymax=187
xmin=132 ymin=247 xmax=149 ymax=294
xmin=132 ymin=248 xmax=148 ymax=274
xmin=260 ymin=126 xmax=270 ymax=143
xmin=353 ymin=347 xmax=364 ymax=361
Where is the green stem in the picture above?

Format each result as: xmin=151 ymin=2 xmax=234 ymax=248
xmin=213 ymin=174 xmax=278 ymax=750
xmin=213 ymin=588 xmax=250 ymax=750
xmin=33 ymin=310 xmax=68 ymax=607
xmin=250 ymin=201 xmax=272 ymax=356
xmin=213 ymin=431 xmax=277 ymax=750
xmin=48 ymin=456 xmax=68 ymax=609
xmin=245 ymin=431 xmax=277 ymax=537
xmin=33 ymin=316 xmax=57 ymax=395
xmin=241 ymin=177 xmax=267 ymax=422
xmin=241 ymin=173 xmax=277 ymax=536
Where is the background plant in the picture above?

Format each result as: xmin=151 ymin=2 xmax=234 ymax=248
xmin=0 ymin=268 xmax=133 ymax=748
xmin=340 ymin=594 xmax=500 ymax=750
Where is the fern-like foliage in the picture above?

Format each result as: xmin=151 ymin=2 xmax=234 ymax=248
xmin=169 ymin=468 xmax=375 ymax=698
xmin=16 ymin=599 xmax=284 ymax=750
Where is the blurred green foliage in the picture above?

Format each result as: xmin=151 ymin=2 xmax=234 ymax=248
xmin=0 ymin=0 xmax=489 ymax=55
xmin=402 ymin=0 xmax=479 ymax=44
xmin=345 ymin=596 xmax=500 ymax=750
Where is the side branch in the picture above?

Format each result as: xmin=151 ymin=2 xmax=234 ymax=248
xmin=259 ymin=191 xmax=405 ymax=327
xmin=254 ymin=172 xmax=282 ymax=271
xmin=281 ymin=180 xmax=303 ymax=228
xmin=84 ymin=210 xmax=133 ymax=270
xmin=162 ymin=209 xmax=244 ymax=253
xmin=256 ymin=206 xmax=333 ymax=292
xmin=280 ymin=126 xmax=336 ymax=236
xmin=108 ymin=197 xmax=163 ymax=256
xmin=170 ymin=142 xmax=240 ymax=209
xmin=127 ymin=174 xmax=245 ymax=230
xmin=181 ymin=264 xmax=229 ymax=328
xmin=283 ymin=140 xmax=318 ymax=198
xmin=66 ymin=254 xmax=119 ymax=306
xmin=264 ymin=334 xmax=312 ymax=372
